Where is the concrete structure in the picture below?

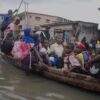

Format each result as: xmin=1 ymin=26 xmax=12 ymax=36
xmin=0 ymin=14 xmax=4 ymax=24
xmin=42 ymin=21 xmax=98 ymax=42
xmin=97 ymin=30 xmax=100 ymax=40
xmin=19 ymin=12 xmax=72 ymax=31
xmin=0 ymin=12 xmax=99 ymax=42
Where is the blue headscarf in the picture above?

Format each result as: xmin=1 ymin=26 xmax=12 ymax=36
xmin=22 ymin=28 xmax=35 ymax=43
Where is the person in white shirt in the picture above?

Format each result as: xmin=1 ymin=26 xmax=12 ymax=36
xmin=50 ymin=33 xmax=64 ymax=58
xmin=50 ymin=33 xmax=64 ymax=68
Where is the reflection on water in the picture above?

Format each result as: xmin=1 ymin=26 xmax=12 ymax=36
xmin=0 ymin=56 xmax=100 ymax=100
xmin=46 ymin=93 xmax=65 ymax=99
xmin=0 ymin=86 xmax=14 ymax=91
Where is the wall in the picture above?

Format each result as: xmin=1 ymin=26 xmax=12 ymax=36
xmin=49 ymin=24 xmax=73 ymax=38
xmin=20 ymin=12 xmax=58 ymax=30
xmin=0 ymin=16 xmax=3 ymax=23
xmin=78 ymin=22 xmax=98 ymax=42
xmin=48 ymin=22 xmax=98 ymax=42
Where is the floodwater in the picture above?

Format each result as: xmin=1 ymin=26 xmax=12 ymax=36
xmin=0 ymin=55 xmax=100 ymax=100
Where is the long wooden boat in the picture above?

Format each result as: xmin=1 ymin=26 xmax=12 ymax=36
xmin=0 ymin=52 xmax=100 ymax=93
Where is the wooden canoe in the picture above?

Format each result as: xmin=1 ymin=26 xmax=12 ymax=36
xmin=0 ymin=52 xmax=100 ymax=93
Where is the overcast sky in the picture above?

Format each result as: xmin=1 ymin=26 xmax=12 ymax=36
xmin=0 ymin=0 xmax=100 ymax=28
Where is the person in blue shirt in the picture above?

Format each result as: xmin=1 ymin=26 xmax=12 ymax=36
xmin=0 ymin=9 xmax=18 ymax=38
xmin=22 ymin=28 xmax=35 ymax=44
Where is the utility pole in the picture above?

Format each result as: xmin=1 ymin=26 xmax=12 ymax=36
xmin=23 ymin=1 xmax=29 ymax=28
xmin=16 ymin=0 xmax=23 ymax=15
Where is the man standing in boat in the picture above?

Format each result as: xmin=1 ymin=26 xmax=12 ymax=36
xmin=50 ymin=31 xmax=64 ymax=68
xmin=0 ymin=9 xmax=18 ymax=39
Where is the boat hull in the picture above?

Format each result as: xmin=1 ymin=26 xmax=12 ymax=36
xmin=0 ymin=53 xmax=100 ymax=93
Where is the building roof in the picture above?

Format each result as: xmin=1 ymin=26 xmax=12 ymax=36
xmin=19 ymin=11 xmax=58 ymax=18
xmin=41 ymin=21 xmax=77 ymax=27
xmin=41 ymin=21 xmax=98 ymax=27
xmin=75 ymin=21 xmax=98 ymax=25
xmin=0 ymin=14 xmax=5 ymax=16
xmin=18 ymin=12 xmax=72 ymax=22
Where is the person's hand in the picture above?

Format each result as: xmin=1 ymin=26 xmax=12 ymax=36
xmin=30 ymin=43 xmax=34 ymax=48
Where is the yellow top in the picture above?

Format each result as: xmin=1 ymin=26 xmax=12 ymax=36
xmin=76 ymin=53 xmax=84 ymax=69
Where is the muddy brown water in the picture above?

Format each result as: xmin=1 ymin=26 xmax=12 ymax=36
xmin=0 ymin=55 xmax=100 ymax=100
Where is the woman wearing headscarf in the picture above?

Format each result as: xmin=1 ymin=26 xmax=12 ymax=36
xmin=22 ymin=28 xmax=34 ymax=44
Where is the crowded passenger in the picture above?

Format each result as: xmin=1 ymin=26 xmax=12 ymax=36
xmin=39 ymin=40 xmax=51 ymax=65
xmin=85 ymin=53 xmax=100 ymax=78
xmin=3 ymin=17 xmax=20 ymax=40
xmin=90 ymin=38 xmax=97 ymax=55
xmin=50 ymin=32 xmax=64 ymax=68
xmin=63 ymin=43 xmax=81 ymax=73
xmin=0 ymin=9 xmax=18 ymax=39
xmin=16 ymin=25 xmax=24 ymax=40
xmin=0 ymin=9 xmax=99 ymax=78
xmin=70 ymin=34 xmax=76 ymax=44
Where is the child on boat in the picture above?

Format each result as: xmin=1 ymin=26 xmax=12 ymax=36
xmin=39 ymin=40 xmax=51 ymax=65
xmin=74 ymin=42 xmax=93 ymax=73
xmin=85 ymin=53 xmax=100 ymax=78
xmin=62 ymin=43 xmax=81 ymax=73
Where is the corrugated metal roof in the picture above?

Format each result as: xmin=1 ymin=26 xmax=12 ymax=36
xmin=0 ymin=14 xmax=5 ymax=16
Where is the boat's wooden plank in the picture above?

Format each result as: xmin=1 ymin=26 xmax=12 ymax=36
xmin=43 ymin=67 xmax=100 ymax=83
xmin=0 ymin=52 xmax=100 ymax=92
xmin=43 ymin=71 xmax=100 ymax=92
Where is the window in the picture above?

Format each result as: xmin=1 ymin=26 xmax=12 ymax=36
xmin=1 ymin=16 xmax=4 ymax=20
xmin=29 ymin=15 xmax=32 ymax=18
xmin=52 ymin=21 xmax=57 ymax=23
xmin=57 ymin=17 xmax=62 ymax=22
xmin=46 ymin=19 xmax=50 ymax=23
xmin=20 ymin=17 xmax=23 ymax=20
xmin=35 ymin=16 xmax=41 ymax=21
xmin=34 ymin=25 xmax=40 ymax=31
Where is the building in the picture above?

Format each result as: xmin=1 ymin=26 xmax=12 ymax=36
xmin=42 ymin=21 xmax=98 ymax=42
xmin=0 ymin=14 xmax=4 ymax=24
xmin=97 ymin=30 xmax=100 ymax=40
xmin=19 ymin=12 xmax=72 ymax=31
xmin=76 ymin=21 xmax=98 ymax=42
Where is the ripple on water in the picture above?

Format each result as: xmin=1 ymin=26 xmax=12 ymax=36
xmin=0 ymin=86 xmax=15 ymax=91
xmin=9 ymin=80 xmax=20 ymax=84
xmin=46 ymin=93 xmax=65 ymax=99
xmin=34 ymin=96 xmax=53 ymax=100
xmin=0 ymin=93 xmax=11 ymax=100
xmin=0 ymin=77 xmax=5 ymax=80
xmin=0 ymin=90 xmax=28 ymax=100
